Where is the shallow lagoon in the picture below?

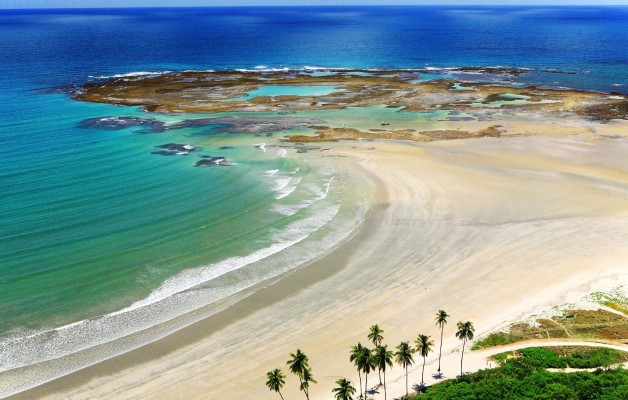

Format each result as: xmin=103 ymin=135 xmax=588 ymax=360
xmin=231 ymin=85 xmax=344 ymax=100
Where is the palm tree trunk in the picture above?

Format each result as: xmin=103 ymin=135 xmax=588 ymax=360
xmin=405 ymin=365 xmax=408 ymax=397
xmin=460 ymin=338 xmax=466 ymax=377
xmin=358 ymin=370 xmax=362 ymax=399
xmin=299 ymin=377 xmax=307 ymax=400
xmin=278 ymin=390 xmax=285 ymax=400
xmin=305 ymin=387 xmax=310 ymax=400
xmin=357 ymin=370 xmax=362 ymax=399
xmin=364 ymin=372 xmax=368 ymax=399
xmin=378 ymin=368 xmax=382 ymax=386
xmin=422 ymin=355 xmax=426 ymax=385
xmin=438 ymin=325 xmax=444 ymax=372
xmin=383 ymin=370 xmax=387 ymax=400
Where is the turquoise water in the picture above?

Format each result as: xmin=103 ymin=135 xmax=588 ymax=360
xmin=470 ymin=98 xmax=560 ymax=108
xmin=1 ymin=5 xmax=627 ymax=396
xmin=0 ymin=82 xmax=369 ymax=392
xmin=451 ymin=82 xmax=478 ymax=91
xmin=230 ymin=85 xmax=344 ymax=100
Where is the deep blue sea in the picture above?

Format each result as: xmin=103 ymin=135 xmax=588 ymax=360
xmin=0 ymin=6 xmax=627 ymax=396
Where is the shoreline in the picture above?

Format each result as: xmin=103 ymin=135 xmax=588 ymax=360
xmin=4 ymin=151 xmax=387 ymax=400
xmin=7 ymin=134 xmax=628 ymax=400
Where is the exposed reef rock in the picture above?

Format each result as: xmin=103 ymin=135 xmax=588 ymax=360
xmin=283 ymin=125 xmax=503 ymax=143
xmin=71 ymin=69 xmax=625 ymax=123
xmin=576 ymin=99 xmax=628 ymax=122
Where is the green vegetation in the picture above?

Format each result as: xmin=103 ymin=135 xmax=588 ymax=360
xmin=435 ymin=310 xmax=449 ymax=373
xmin=409 ymin=357 xmax=628 ymax=400
xmin=264 ymin=303 xmax=626 ymax=399
xmin=265 ymin=368 xmax=286 ymax=400
xmin=373 ymin=344 xmax=394 ymax=400
xmin=590 ymin=288 xmax=628 ymax=314
xmin=349 ymin=342 xmax=366 ymax=396
xmin=492 ymin=346 xmax=628 ymax=369
xmin=472 ymin=309 xmax=628 ymax=350
xmin=368 ymin=324 xmax=385 ymax=385
xmin=287 ymin=349 xmax=316 ymax=400
xmin=394 ymin=341 xmax=416 ymax=397
xmin=415 ymin=334 xmax=434 ymax=385
xmin=333 ymin=378 xmax=356 ymax=400
xmin=456 ymin=321 xmax=475 ymax=376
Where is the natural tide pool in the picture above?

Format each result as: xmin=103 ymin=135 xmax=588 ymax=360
xmin=230 ymin=85 xmax=344 ymax=101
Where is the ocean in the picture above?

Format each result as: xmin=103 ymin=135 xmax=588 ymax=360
xmin=0 ymin=5 xmax=627 ymax=395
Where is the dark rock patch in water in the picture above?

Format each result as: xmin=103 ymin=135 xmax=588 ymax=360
xmin=166 ymin=116 xmax=325 ymax=134
xmin=195 ymin=156 xmax=231 ymax=167
xmin=80 ymin=116 xmax=166 ymax=132
xmin=158 ymin=143 xmax=197 ymax=152
xmin=152 ymin=143 xmax=197 ymax=156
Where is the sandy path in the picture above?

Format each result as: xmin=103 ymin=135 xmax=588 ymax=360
xmin=8 ymin=134 xmax=628 ymax=400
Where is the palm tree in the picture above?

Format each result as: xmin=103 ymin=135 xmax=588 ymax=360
xmin=435 ymin=310 xmax=449 ymax=373
xmin=394 ymin=341 xmax=415 ymax=397
xmin=373 ymin=345 xmax=393 ymax=400
xmin=350 ymin=343 xmax=366 ymax=398
xmin=367 ymin=324 xmax=384 ymax=384
xmin=415 ymin=334 xmax=434 ymax=386
xmin=300 ymin=367 xmax=317 ymax=399
xmin=358 ymin=347 xmax=374 ymax=399
xmin=455 ymin=321 xmax=475 ymax=377
xmin=368 ymin=324 xmax=384 ymax=347
xmin=287 ymin=349 xmax=310 ymax=399
xmin=266 ymin=369 xmax=286 ymax=400
xmin=333 ymin=378 xmax=357 ymax=400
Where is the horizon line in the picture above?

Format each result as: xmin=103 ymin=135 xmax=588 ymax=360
xmin=3 ymin=4 xmax=628 ymax=9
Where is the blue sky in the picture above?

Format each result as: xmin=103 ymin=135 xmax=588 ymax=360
xmin=1 ymin=0 xmax=627 ymax=8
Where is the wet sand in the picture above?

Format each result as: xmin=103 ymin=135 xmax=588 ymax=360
xmin=8 ymin=133 xmax=628 ymax=400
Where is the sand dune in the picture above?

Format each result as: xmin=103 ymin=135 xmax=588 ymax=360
xmin=9 ymin=134 xmax=628 ymax=400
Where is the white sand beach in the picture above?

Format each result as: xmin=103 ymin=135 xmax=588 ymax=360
xmin=9 ymin=127 xmax=628 ymax=400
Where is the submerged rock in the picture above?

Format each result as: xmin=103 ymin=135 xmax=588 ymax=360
xmin=151 ymin=150 xmax=179 ymax=156
xmin=195 ymin=156 xmax=232 ymax=167
xmin=151 ymin=143 xmax=197 ymax=156
xmin=79 ymin=116 xmax=166 ymax=132
xmin=157 ymin=143 xmax=197 ymax=152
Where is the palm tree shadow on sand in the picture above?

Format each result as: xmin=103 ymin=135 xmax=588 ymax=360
xmin=412 ymin=383 xmax=427 ymax=393
xmin=366 ymin=386 xmax=380 ymax=395
xmin=432 ymin=371 xmax=445 ymax=379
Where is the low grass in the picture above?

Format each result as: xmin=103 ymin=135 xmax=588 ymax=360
xmin=590 ymin=289 xmax=628 ymax=315
xmin=472 ymin=309 xmax=628 ymax=351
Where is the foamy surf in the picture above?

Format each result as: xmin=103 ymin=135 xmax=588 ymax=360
xmin=0 ymin=202 xmax=342 ymax=373
xmin=0 ymin=157 xmax=359 ymax=389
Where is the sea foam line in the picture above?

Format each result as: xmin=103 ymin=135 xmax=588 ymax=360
xmin=0 ymin=203 xmax=341 ymax=371
xmin=90 ymin=71 xmax=171 ymax=79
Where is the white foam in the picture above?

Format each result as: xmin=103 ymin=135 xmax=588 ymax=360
xmin=235 ymin=67 xmax=290 ymax=73
xmin=0 ymin=203 xmax=342 ymax=373
xmin=275 ymin=177 xmax=302 ymax=200
xmin=271 ymin=204 xmax=299 ymax=216
xmin=265 ymin=169 xmax=279 ymax=175
xmin=91 ymin=71 xmax=170 ymax=79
